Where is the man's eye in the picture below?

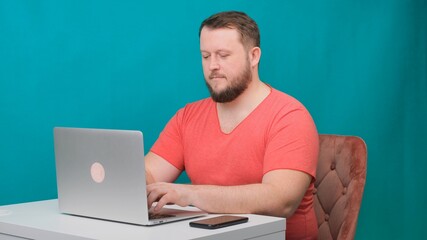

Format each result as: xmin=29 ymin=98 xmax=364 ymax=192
xmin=219 ymin=54 xmax=229 ymax=58
xmin=202 ymin=55 xmax=210 ymax=59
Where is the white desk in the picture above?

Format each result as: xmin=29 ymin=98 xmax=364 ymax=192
xmin=0 ymin=200 xmax=285 ymax=240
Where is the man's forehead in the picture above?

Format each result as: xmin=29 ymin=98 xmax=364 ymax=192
xmin=200 ymin=26 xmax=240 ymax=37
xmin=200 ymin=27 xmax=243 ymax=50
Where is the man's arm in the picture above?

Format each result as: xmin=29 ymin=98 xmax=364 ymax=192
xmin=145 ymin=152 xmax=311 ymax=218
xmin=145 ymin=151 xmax=181 ymax=184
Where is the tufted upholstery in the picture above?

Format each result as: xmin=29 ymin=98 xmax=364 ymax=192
xmin=314 ymin=135 xmax=367 ymax=240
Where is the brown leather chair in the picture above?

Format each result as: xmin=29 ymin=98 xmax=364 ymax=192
xmin=314 ymin=135 xmax=367 ymax=240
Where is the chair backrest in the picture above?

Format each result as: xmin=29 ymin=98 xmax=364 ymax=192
xmin=314 ymin=134 xmax=367 ymax=240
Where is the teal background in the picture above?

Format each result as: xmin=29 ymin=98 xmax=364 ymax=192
xmin=1 ymin=0 xmax=426 ymax=239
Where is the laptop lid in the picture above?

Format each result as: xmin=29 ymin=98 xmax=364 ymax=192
xmin=54 ymin=127 xmax=206 ymax=225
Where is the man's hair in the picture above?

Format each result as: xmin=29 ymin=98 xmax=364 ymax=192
xmin=199 ymin=11 xmax=260 ymax=49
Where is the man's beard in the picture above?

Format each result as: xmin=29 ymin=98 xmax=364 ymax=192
xmin=205 ymin=61 xmax=252 ymax=103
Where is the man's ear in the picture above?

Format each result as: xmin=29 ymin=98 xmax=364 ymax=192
xmin=249 ymin=47 xmax=261 ymax=67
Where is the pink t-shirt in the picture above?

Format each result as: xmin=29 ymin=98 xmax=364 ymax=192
xmin=151 ymin=88 xmax=319 ymax=239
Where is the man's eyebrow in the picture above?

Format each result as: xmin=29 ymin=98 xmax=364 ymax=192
xmin=200 ymin=49 xmax=231 ymax=53
xmin=217 ymin=50 xmax=231 ymax=54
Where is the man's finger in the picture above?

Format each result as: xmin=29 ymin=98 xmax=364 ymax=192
xmin=154 ymin=194 xmax=171 ymax=212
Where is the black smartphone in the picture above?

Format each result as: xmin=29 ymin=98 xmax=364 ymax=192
xmin=189 ymin=215 xmax=249 ymax=229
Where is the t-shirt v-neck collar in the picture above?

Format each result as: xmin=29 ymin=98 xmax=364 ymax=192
xmin=213 ymin=87 xmax=273 ymax=135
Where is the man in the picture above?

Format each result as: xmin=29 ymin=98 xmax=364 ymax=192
xmin=145 ymin=11 xmax=319 ymax=239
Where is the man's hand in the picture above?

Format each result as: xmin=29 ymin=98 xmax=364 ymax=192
xmin=147 ymin=182 xmax=195 ymax=212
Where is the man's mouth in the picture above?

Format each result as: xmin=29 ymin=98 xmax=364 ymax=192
xmin=209 ymin=74 xmax=226 ymax=79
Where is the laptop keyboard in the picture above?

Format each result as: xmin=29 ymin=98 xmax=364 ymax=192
xmin=149 ymin=212 xmax=176 ymax=220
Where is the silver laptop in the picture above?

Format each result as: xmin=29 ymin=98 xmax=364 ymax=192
xmin=53 ymin=127 xmax=206 ymax=225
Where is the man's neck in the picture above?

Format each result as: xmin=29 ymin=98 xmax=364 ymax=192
xmin=217 ymin=78 xmax=270 ymax=112
xmin=216 ymin=78 xmax=271 ymax=134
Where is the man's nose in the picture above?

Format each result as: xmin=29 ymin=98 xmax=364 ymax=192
xmin=209 ymin=57 xmax=220 ymax=71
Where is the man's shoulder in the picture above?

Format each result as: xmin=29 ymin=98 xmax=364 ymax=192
xmin=183 ymin=97 xmax=213 ymax=110
xmin=175 ymin=97 xmax=213 ymax=117
xmin=268 ymin=87 xmax=306 ymax=109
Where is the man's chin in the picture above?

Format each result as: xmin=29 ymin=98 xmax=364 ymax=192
xmin=208 ymin=83 xmax=227 ymax=93
xmin=210 ymin=89 xmax=239 ymax=103
xmin=205 ymin=81 xmax=240 ymax=102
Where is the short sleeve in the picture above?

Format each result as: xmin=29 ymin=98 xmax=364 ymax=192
xmin=263 ymin=106 xmax=319 ymax=179
xmin=150 ymin=109 xmax=185 ymax=171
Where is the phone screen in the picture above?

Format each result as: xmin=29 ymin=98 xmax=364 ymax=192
xmin=189 ymin=215 xmax=249 ymax=229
